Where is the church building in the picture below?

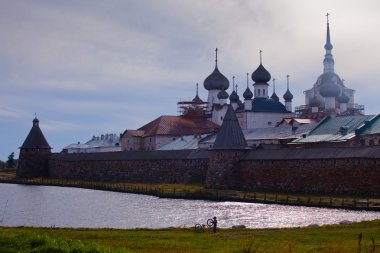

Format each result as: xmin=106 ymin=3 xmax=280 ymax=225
xmin=203 ymin=49 xmax=293 ymax=129
xmin=295 ymin=14 xmax=364 ymax=119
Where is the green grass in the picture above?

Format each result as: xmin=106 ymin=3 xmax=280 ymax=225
xmin=1 ymin=220 xmax=380 ymax=252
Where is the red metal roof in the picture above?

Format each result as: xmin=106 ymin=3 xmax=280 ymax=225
xmin=137 ymin=115 xmax=219 ymax=137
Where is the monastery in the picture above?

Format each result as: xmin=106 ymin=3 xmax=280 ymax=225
xmin=16 ymin=16 xmax=380 ymax=196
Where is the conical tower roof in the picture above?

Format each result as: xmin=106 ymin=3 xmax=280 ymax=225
xmin=213 ymin=105 xmax=247 ymax=149
xmin=20 ymin=117 xmax=51 ymax=149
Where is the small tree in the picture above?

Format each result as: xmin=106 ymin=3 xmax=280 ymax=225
xmin=6 ymin=152 xmax=15 ymax=168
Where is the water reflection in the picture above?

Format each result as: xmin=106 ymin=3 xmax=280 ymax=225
xmin=0 ymin=183 xmax=379 ymax=228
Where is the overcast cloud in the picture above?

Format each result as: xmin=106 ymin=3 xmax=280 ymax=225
xmin=1 ymin=0 xmax=380 ymax=160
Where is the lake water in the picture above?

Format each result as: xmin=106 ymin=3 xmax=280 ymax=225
xmin=0 ymin=183 xmax=379 ymax=229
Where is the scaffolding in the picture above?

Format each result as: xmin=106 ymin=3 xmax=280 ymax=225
xmin=177 ymin=99 xmax=208 ymax=117
xmin=295 ymin=104 xmax=365 ymax=119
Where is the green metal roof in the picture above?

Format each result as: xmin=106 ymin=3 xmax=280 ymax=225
xmin=356 ymin=114 xmax=380 ymax=135
xmin=292 ymin=115 xmax=376 ymax=143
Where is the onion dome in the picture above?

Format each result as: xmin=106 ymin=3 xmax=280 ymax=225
xmin=270 ymin=78 xmax=279 ymax=101
xmin=271 ymin=92 xmax=279 ymax=101
xmin=309 ymin=96 xmax=321 ymax=107
xmin=243 ymin=72 xmax=253 ymax=99
xmin=251 ymin=50 xmax=271 ymax=83
xmin=283 ymin=90 xmax=293 ymax=102
xmin=192 ymin=83 xmax=203 ymax=103
xmin=243 ymin=87 xmax=253 ymax=100
xmin=217 ymin=89 xmax=229 ymax=99
xmin=283 ymin=75 xmax=293 ymax=102
xmin=251 ymin=64 xmax=271 ymax=83
xmin=192 ymin=94 xmax=202 ymax=103
xmin=319 ymin=72 xmax=341 ymax=97
xmin=229 ymin=90 xmax=239 ymax=103
xmin=337 ymin=92 xmax=349 ymax=103
xmin=203 ymin=48 xmax=230 ymax=91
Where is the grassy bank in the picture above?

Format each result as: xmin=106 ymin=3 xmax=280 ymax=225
xmin=1 ymin=220 xmax=380 ymax=252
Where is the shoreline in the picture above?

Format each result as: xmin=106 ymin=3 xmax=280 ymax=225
xmin=1 ymin=220 xmax=380 ymax=253
xmin=1 ymin=176 xmax=380 ymax=211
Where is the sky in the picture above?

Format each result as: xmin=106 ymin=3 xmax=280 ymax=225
xmin=1 ymin=0 xmax=380 ymax=161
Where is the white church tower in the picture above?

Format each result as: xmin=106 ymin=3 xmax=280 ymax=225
xmin=298 ymin=13 xmax=362 ymax=117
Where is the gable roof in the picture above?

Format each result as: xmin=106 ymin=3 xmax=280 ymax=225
xmin=213 ymin=105 xmax=247 ymax=149
xmin=291 ymin=115 xmax=375 ymax=144
xmin=355 ymin=114 xmax=380 ymax=136
xmin=20 ymin=118 xmax=51 ymax=149
xmin=158 ymin=134 xmax=209 ymax=150
xmin=137 ymin=115 xmax=219 ymax=137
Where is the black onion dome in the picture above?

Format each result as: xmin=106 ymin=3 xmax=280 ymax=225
xmin=229 ymin=90 xmax=239 ymax=103
xmin=309 ymin=96 xmax=321 ymax=107
xmin=251 ymin=64 xmax=271 ymax=83
xmin=203 ymin=67 xmax=230 ymax=91
xmin=337 ymin=92 xmax=349 ymax=103
xmin=192 ymin=94 xmax=203 ymax=103
xmin=283 ymin=89 xmax=293 ymax=102
xmin=271 ymin=92 xmax=279 ymax=101
xmin=243 ymin=87 xmax=253 ymax=99
xmin=217 ymin=89 xmax=229 ymax=99
xmin=319 ymin=72 xmax=342 ymax=97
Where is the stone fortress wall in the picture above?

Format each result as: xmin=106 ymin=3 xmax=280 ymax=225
xmin=48 ymin=149 xmax=209 ymax=184
xmin=47 ymin=145 xmax=380 ymax=196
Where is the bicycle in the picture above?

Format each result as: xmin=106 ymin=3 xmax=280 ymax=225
xmin=194 ymin=218 xmax=215 ymax=233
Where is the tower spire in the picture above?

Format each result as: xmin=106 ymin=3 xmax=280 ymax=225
xmin=215 ymin=48 xmax=218 ymax=67
xmin=259 ymin=50 xmax=262 ymax=64
xmin=246 ymin=73 xmax=249 ymax=88
xmin=325 ymin=13 xmax=333 ymax=51
xmin=273 ymin=78 xmax=276 ymax=93
xmin=286 ymin=74 xmax=290 ymax=90
xmin=323 ymin=13 xmax=335 ymax=73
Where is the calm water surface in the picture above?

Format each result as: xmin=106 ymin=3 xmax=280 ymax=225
xmin=0 ymin=183 xmax=379 ymax=228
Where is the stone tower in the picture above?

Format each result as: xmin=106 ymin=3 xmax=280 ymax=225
xmin=205 ymin=105 xmax=248 ymax=189
xmin=17 ymin=117 xmax=52 ymax=178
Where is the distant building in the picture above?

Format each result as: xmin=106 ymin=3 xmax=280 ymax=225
xmin=158 ymin=134 xmax=209 ymax=150
xmin=63 ymin=134 xmax=121 ymax=153
xmin=203 ymin=49 xmax=293 ymax=129
xmin=295 ymin=15 xmax=364 ymax=119
xmin=199 ymin=123 xmax=316 ymax=149
xmin=291 ymin=114 xmax=380 ymax=147
xmin=120 ymin=88 xmax=219 ymax=151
